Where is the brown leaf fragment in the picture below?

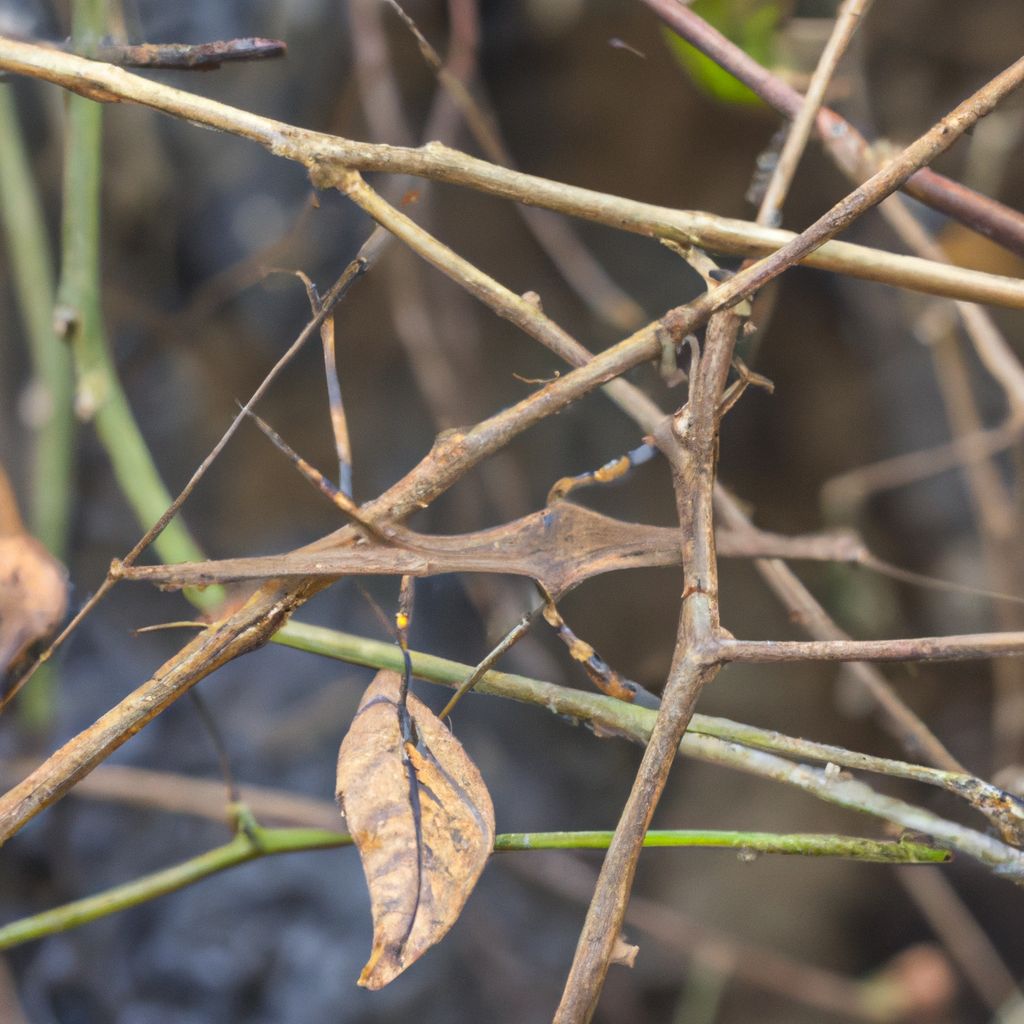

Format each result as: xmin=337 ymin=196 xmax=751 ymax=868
xmin=0 ymin=536 xmax=69 ymax=681
xmin=0 ymin=463 xmax=67 ymax=693
xmin=336 ymin=671 xmax=495 ymax=989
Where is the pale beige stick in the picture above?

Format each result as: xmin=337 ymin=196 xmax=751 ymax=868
xmin=0 ymin=37 xmax=1022 ymax=308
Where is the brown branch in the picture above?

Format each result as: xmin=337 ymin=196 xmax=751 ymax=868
xmin=703 ymin=1 xmax=973 ymax=776
xmin=552 ymin=54 xmax=1024 ymax=1020
xmin=822 ymin=417 xmax=1024 ymax=512
xmin=640 ymin=0 xmax=1024 ymax=257
xmin=718 ymin=632 xmax=1024 ymax=664
xmin=0 ymin=760 xmax=341 ymax=830
xmin=13 ymin=35 xmax=288 ymax=71
xmin=91 ymin=38 xmax=287 ymax=70
xmin=0 ymin=37 xmax=1022 ymax=308
xmin=2 ymin=35 xmax=1019 ymax=858
xmin=755 ymin=0 xmax=873 ymax=226
xmin=115 ymin=503 xmax=874 ymax=593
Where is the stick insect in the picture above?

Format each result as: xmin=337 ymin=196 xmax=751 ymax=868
xmin=118 ymin=400 xmax=1022 ymax=720
xmin=116 ymin=266 xmax=1024 ymax=714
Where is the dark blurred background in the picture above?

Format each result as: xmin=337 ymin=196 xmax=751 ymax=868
xmin=1 ymin=0 xmax=1024 ymax=1021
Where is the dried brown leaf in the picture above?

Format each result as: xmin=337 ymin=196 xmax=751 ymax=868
xmin=0 ymin=534 xmax=69 ymax=679
xmin=336 ymin=670 xmax=495 ymax=989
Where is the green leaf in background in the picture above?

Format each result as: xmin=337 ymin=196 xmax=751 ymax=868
xmin=664 ymin=0 xmax=780 ymax=107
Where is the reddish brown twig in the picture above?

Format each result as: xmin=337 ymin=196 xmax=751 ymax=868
xmin=552 ymin=55 xmax=1024 ymax=1022
xmin=640 ymin=0 xmax=1024 ymax=256
xmin=93 ymin=37 xmax=286 ymax=71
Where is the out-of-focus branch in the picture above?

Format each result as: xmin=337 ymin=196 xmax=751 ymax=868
xmin=640 ymin=0 xmax=1024 ymax=257
xmin=0 ymin=37 xmax=1023 ymax=308
xmin=755 ymin=0 xmax=874 ymax=226
xmin=91 ymin=37 xmax=286 ymax=70
xmin=385 ymin=0 xmax=646 ymax=331
xmin=55 ymin=0 xmax=214 ymax=603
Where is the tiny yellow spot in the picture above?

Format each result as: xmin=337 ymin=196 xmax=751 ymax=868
xmin=395 ymin=612 xmax=410 ymax=629
xmin=569 ymin=638 xmax=595 ymax=662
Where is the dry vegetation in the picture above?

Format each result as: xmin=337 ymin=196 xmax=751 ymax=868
xmin=1 ymin=1 xmax=1024 ymax=1021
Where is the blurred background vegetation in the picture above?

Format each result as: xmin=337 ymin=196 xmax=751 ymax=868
xmin=1 ymin=0 xmax=1023 ymax=1020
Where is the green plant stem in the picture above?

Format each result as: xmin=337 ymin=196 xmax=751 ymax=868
xmin=0 ymin=89 xmax=73 ymax=559
xmin=0 ymin=85 xmax=76 ymax=728
xmin=59 ymin=0 xmax=219 ymax=610
xmin=274 ymin=620 xmax=1024 ymax=869
xmin=0 ymin=825 xmax=946 ymax=950
xmin=492 ymin=830 xmax=947 ymax=861
xmin=0 ymin=826 xmax=345 ymax=950
xmin=272 ymin=623 xmax=986 ymax=796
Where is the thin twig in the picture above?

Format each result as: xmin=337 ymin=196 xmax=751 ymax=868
xmin=0 ymin=827 xmax=943 ymax=952
xmin=553 ymin=55 xmax=1024 ymax=1020
xmin=91 ymin=37 xmax=286 ymax=70
xmin=0 ymin=38 xmax=1022 ymax=307
xmin=755 ymin=0 xmax=873 ymax=227
xmin=718 ymin=632 xmax=1024 ymax=663
xmin=319 ymin=315 xmax=354 ymax=496
xmin=4 ymin=34 xmax=289 ymax=70
xmin=822 ymin=418 xmax=1024 ymax=512
xmin=640 ymin=0 xmax=1024 ymax=256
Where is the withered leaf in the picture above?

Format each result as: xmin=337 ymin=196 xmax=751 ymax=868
xmin=0 ymin=534 xmax=69 ymax=680
xmin=337 ymin=671 xmax=495 ymax=989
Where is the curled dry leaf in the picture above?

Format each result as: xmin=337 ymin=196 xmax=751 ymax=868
xmin=336 ymin=671 xmax=495 ymax=989
xmin=0 ymin=460 xmax=68 ymax=681
xmin=0 ymin=534 xmax=69 ymax=678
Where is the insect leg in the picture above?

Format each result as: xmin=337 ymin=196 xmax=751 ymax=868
xmin=546 ymin=441 xmax=658 ymax=504
xmin=536 ymin=585 xmax=660 ymax=708
xmin=242 ymin=407 xmax=393 ymax=543
xmin=439 ymin=602 xmax=547 ymax=720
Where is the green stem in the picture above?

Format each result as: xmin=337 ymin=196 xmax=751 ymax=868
xmin=0 ymin=84 xmax=76 ymax=728
xmin=272 ymin=622 xmax=979 ymax=796
xmin=0 ymin=825 xmax=946 ymax=950
xmin=0 ymin=827 xmax=346 ymax=950
xmin=274 ymin=621 xmax=1024 ymax=865
xmin=492 ymin=830 xmax=947 ymax=861
xmin=0 ymin=89 xmax=74 ymax=559
xmin=59 ymin=0 xmax=220 ymax=610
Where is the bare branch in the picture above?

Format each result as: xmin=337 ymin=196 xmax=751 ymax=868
xmin=0 ymin=37 xmax=1023 ymax=307
xmin=718 ymin=632 xmax=1024 ymax=664
xmin=640 ymin=0 xmax=1024 ymax=256
xmin=553 ymin=52 xmax=1024 ymax=1020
